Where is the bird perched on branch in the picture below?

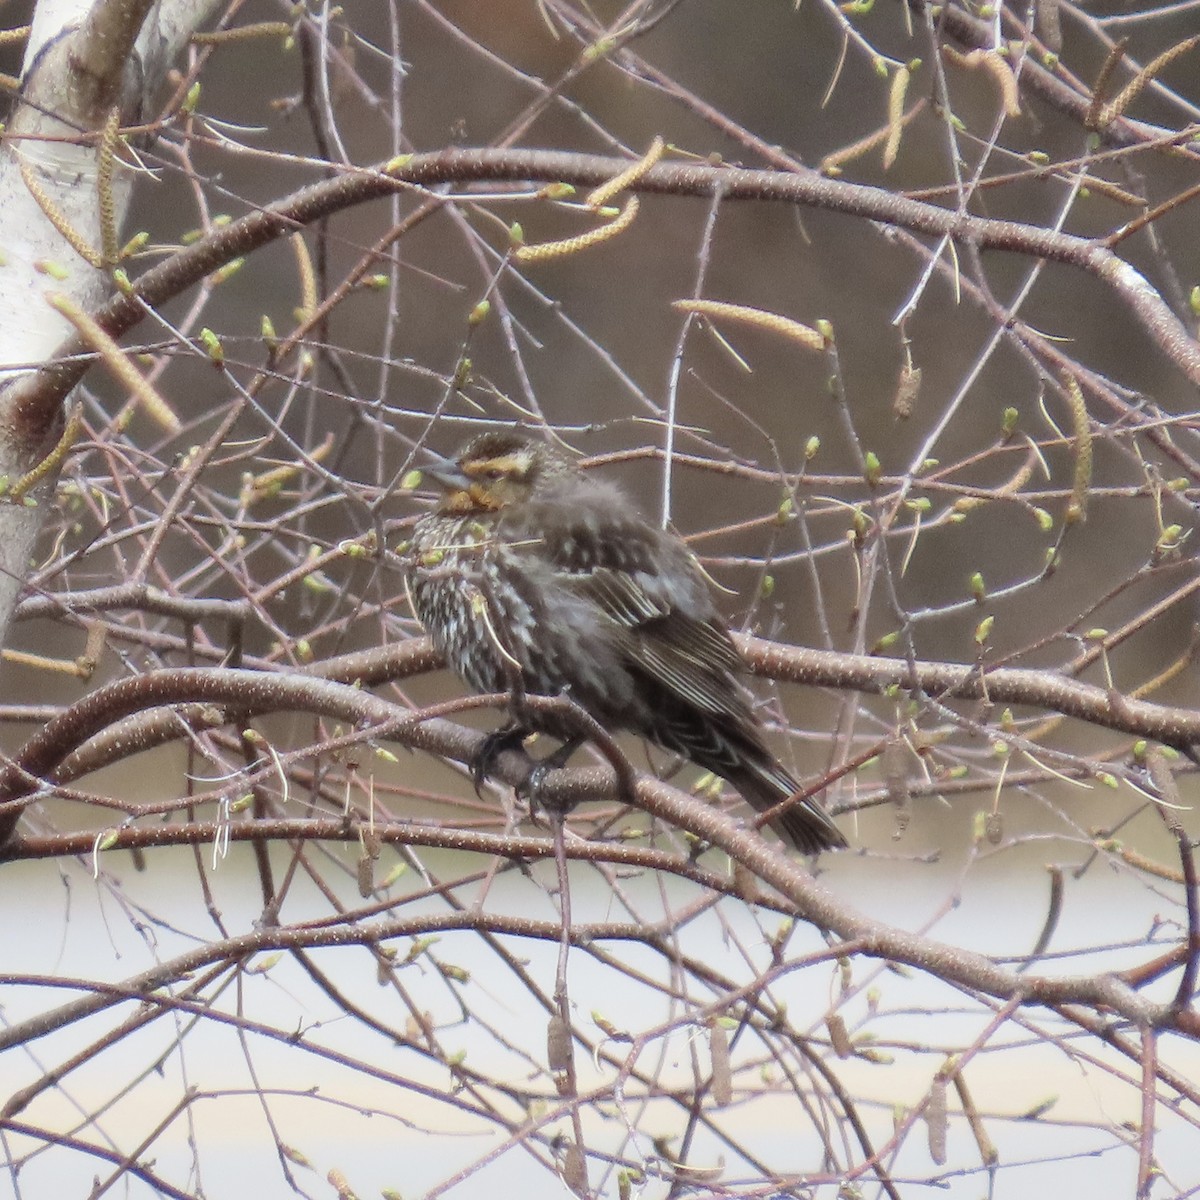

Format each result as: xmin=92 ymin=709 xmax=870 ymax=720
xmin=406 ymin=429 xmax=846 ymax=854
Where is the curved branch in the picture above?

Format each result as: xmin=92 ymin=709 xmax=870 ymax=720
xmin=21 ymin=632 xmax=1200 ymax=815
xmin=0 ymin=664 xmax=1197 ymax=1042
xmin=738 ymin=635 xmax=1200 ymax=751
xmin=1 ymin=806 xmax=1195 ymax=1048
xmin=9 ymin=146 xmax=1199 ymax=436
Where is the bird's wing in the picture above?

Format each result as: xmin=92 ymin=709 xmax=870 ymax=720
xmin=535 ymin=516 xmax=749 ymax=720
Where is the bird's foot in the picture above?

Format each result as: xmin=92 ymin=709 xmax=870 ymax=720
xmin=520 ymin=736 xmax=585 ymax=815
xmin=470 ymin=724 xmax=532 ymax=796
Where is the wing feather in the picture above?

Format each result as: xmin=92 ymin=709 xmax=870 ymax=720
xmin=521 ymin=506 xmax=753 ymax=721
xmin=573 ymin=567 xmax=748 ymax=721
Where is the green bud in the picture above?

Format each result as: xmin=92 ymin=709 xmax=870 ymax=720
xmin=198 ymin=327 xmax=224 ymax=366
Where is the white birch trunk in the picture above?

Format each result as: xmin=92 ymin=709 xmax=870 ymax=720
xmin=0 ymin=0 xmax=221 ymax=638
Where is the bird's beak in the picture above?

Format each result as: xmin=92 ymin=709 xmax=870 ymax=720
xmin=423 ymin=453 xmax=470 ymax=492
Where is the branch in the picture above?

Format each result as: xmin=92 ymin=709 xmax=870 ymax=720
xmin=739 ymin=635 xmax=1200 ymax=752
xmin=0 ymin=665 xmax=1197 ymax=1042
xmin=1 ymin=804 xmax=1195 ymax=1050
xmin=69 ymin=0 xmax=157 ymax=119
xmin=8 ymin=146 xmax=1199 ymax=437
xmin=20 ymin=633 xmax=1200 ymax=819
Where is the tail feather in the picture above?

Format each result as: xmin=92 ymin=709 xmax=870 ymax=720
xmin=726 ymin=757 xmax=847 ymax=854
xmin=651 ymin=710 xmax=847 ymax=853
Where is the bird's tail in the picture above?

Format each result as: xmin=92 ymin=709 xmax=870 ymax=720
xmin=726 ymin=755 xmax=847 ymax=855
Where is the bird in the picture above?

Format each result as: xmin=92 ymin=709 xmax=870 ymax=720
xmin=405 ymin=429 xmax=847 ymax=854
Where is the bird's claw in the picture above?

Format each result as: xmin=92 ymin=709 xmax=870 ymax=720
xmin=470 ymin=725 xmax=531 ymax=797
xmin=517 ymin=736 xmax=584 ymax=815
xmin=520 ymin=761 xmax=558 ymax=812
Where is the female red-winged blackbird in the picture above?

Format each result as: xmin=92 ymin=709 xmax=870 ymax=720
xmin=407 ymin=429 xmax=847 ymax=854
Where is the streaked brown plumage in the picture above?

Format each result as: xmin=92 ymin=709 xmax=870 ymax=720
xmin=407 ymin=430 xmax=846 ymax=854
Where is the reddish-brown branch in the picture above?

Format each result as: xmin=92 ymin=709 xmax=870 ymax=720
xmin=2 ymin=724 xmax=1197 ymax=1038
xmin=740 ymin=635 xmax=1200 ymax=752
xmin=28 ymin=632 xmax=1200 ymax=802
xmin=7 ymin=147 xmax=1199 ymax=439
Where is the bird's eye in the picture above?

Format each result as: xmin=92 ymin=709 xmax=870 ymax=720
xmin=482 ymin=466 xmax=505 ymax=480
